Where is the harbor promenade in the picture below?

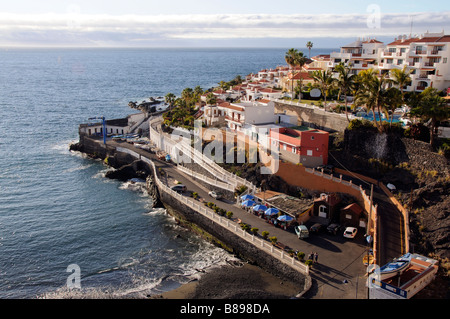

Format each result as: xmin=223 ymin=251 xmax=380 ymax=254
xmin=107 ymin=139 xmax=369 ymax=299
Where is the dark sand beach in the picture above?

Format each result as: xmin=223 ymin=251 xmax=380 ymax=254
xmin=152 ymin=263 xmax=304 ymax=299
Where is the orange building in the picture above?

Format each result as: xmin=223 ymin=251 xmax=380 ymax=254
xmin=269 ymin=126 xmax=329 ymax=167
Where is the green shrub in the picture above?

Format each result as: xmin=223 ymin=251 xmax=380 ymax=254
xmin=240 ymin=223 xmax=250 ymax=231
xmin=226 ymin=211 xmax=233 ymax=219
xmin=250 ymin=227 xmax=259 ymax=235
xmin=261 ymin=231 xmax=269 ymax=239
xmin=347 ymin=119 xmax=376 ymax=131
xmin=297 ymin=252 xmax=305 ymax=260
xmin=269 ymin=236 xmax=278 ymax=244
xmin=305 ymin=259 xmax=313 ymax=267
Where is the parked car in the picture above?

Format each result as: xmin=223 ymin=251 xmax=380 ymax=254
xmin=294 ymin=225 xmax=309 ymax=239
xmin=327 ymin=223 xmax=341 ymax=235
xmin=208 ymin=191 xmax=223 ymax=199
xmin=171 ymin=184 xmax=186 ymax=193
xmin=309 ymin=223 xmax=324 ymax=233
xmin=343 ymin=227 xmax=358 ymax=239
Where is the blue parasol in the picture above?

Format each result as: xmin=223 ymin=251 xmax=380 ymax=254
xmin=252 ymin=204 xmax=267 ymax=212
xmin=240 ymin=194 xmax=255 ymax=201
xmin=277 ymin=215 xmax=293 ymax=222
xmin=264 ymin=208 xmax=279 ymax=216
xmin=241 ymin=200 xmax=256 ymax=207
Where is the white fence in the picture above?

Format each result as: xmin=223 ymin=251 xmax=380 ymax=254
xmin=177 ymin=165 xmax=236 ymax=192
xmin=117 ymin=146 xmax=310 ymax=275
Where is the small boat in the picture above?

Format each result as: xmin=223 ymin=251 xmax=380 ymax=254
xmin=376 ymin=253 xmax=412 ymax=280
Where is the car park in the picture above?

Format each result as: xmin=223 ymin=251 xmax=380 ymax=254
xmin=327 ymin=223 xmax=341 ymax=235
xmin=208 ymin=191 xmax=223 ymax=199
xmin=343 ymin=227 xmax=358 ymax=238
xmin=171 ymin=184 xmax=186 ymax=193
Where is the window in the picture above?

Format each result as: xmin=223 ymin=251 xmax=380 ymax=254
xmin=307 ymin=150 xmax=313 ymax=156
xmin=311 ymin=136 xmax=315 ymax=140
xmin=292 ymin=147 xmax=296 ymax=154
xmin=444 ymin=58 xmax=448 ymax=64
xmin=283 ymin=144 xmax=287 ymax=151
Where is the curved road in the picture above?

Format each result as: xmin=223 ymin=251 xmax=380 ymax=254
xmin=109 ymin=139 xmax=371 ymax=299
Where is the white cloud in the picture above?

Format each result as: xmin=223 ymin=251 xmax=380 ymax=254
xmin=0 ymin=11 xmax=449 ymax=46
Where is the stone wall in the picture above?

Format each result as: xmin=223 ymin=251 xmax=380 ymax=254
xmin=158 ymin=189 xmax=307 ymax=288
xmin=274 ymin=101 xmax=349 ymax=132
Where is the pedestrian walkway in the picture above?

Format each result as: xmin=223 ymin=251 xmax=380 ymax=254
xmin=108 ymin=139 xmax=369 ymax=299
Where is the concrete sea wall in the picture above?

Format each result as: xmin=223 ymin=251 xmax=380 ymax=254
xmin=71 ymin=136 xmax=310 ymax=295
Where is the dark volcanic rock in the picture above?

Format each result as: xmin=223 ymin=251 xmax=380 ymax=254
xmin=105 ymin=160 xmax=148 ymax=181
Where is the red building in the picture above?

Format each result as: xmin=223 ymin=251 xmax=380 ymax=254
xmin=269 ymin=126 xmax=329 ymax=167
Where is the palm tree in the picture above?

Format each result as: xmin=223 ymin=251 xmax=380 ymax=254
xmin=311 ymin=70 xmax=336 ymax=109
xmin=335 ymin=63 xmax=356 ymax=122
xmin=390 ymin=65 xmax=412 ymax=102
xmin=193 ymin=85 xmax=204 ymax=103
xmin=285 ymin=48 xmax=306 ymax=100
xmin=306 ymin=41 xmax=313 ymax=58
xmin=165 ymin=93 xmax=176 ymax=107
xmin=410 ymin=87 xmax=449 ymax=147
xmin=205 ymin=92 xmax=216 ymax=105
xmin=384 ymin=87 xmax=403 ymax=128
xmin=354 ymin=69 xmax=393 ymax=132
xmin=181 ymin=87 xmax=194 ymax=107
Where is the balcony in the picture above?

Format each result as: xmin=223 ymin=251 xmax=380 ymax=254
xmin=416 ymin=86 xmax=426 ymax=91
xmin=225 ymin=116 xmax=244 ymax=124
xmin=415 ymin=50 xmax=427 ymax=55
xmin=424 ymin=62 xmax=435 ymax=67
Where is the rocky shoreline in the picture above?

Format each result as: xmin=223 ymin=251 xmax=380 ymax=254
xmin=151 ymin=263 xmax=302 ymax=300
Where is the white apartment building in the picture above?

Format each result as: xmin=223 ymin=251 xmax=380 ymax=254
xmin=328 ymin=31 xmax=450 ymax=93
xmin=328 ymin=38 xmax=385 ymax=75
xmin=379 ymin=31 xmax=450 ymax=92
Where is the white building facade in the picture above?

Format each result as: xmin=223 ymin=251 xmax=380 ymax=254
xmin=328 ymin=32 xmax=450 ymax=93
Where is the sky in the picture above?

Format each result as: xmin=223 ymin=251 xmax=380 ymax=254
xmin=1 ymin=0 xmax=449 ymax=48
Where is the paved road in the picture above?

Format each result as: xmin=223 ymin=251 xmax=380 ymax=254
xmin=109 ymin=140 xmax=370 ymax=299
xmin=334 ymin=171 xmax=405 ymax=266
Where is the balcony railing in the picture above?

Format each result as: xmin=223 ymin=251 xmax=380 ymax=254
xmin=225 ymin=116 xmax=243 ymax=123
xmin=415 ymin=50 xmax=427 ymax=55
xmin=416 ymin=86 xmax=426 ymax=91
xmin=424 ymin=62 xmax=435 ymax=67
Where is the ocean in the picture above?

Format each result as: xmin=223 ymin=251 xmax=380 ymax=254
xmin=0 ymin=47 xmax=334 ymax=298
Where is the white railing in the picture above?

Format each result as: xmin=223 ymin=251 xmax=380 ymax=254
xmin=177 ymin=165 xmax=235 ymax=192
xmin=118 ymin=146 xmax=310 ymax=275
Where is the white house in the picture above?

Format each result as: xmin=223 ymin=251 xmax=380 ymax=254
xmin=219 ymin=100 xmax=276 ymax=132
